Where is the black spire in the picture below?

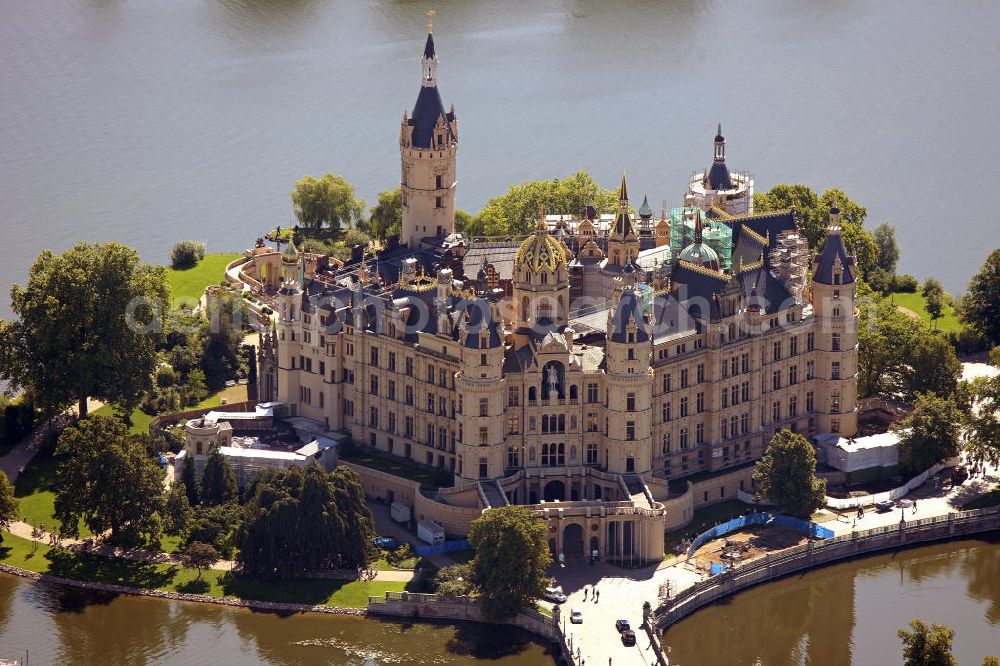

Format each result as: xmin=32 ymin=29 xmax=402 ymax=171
xmin=423 ymin=32 xmax=436 ymax=59
xmin=707 ymin=123 xmax=733 ymax=190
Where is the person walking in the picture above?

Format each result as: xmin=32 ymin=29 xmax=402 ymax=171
xmin=596 ymin=589 xmax=600 ymax=603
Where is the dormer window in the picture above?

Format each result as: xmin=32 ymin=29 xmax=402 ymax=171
xmin=833 ymin=272 xmax=841 ymax=285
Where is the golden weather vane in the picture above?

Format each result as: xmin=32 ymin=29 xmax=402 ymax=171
xmin=427 ymin=9 xmax=436 ymax=33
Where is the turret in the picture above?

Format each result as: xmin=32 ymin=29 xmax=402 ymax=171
xmin=608 ymin=172 xmax=639 ymax=268
xmin=400 ymin=19 xmax=458 ymax=247
xmin=811 ymin=206 xmax=858 ymax=437
xmin=511 ymin=204 xmax=570 ymax=348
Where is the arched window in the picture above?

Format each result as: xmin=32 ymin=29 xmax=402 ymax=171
xmin=570 ymin=384 xmax=578 ymax=401
xmin=542 ymin=415 xmax=549 ymax=433
xmin=521 ymin=296 xmax=530 ymax=321
xmin=557 ymin=443 xmax=566 ymax=465
xmin=558 ymin=414 xmax=565 ymax=432
xmin=528 ymin=386 xmax=537 ymax=402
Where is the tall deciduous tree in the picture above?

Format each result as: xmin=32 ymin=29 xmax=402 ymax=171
xmin=872 ymin=222 xmax=900 ymax=274
xmin=964 ymin=375 xmax=1000 ymax=467
xmin=200 ymin=448 xmax=238 ymax=506
xmin=904 ymin=333 xmax=961 ymax=399
xmin=0 ymin=471 xmax=17 ymax=541
xmin=182 ymin=541 xmax=219 ymax=580
xmin=290 ymin=172 xmax=365 ymax=231
xmin=54 ymin=416 xmax=164 ymax=547
xmin=475 ymin=171 xmax=617 ymax=238
xmin=367 ymin=188 xmax=402 ymax=241
xmin=0 ymin=243 xmax=169 ymax=418
xmin=961 ymin=248 xmax=1000 ymax=344
xmin=894 ymin=393 xmax=962 ymax=474
xmin=467 ymin=505 xmax=552 ymax=621
xmin=181 ymin=455 xmax=200 ymax=505
xmin=164 ymin=482 xmax=194 ymax=536
xmin=752 ymin=430 xmax=826 ymax=518
xmin=237 ymin=464 xmax=375 ymax=579
xmin=857 ymin=291 xmax=922 ymax=397
xmin=897 ymin=618 xmax=957 ymax=666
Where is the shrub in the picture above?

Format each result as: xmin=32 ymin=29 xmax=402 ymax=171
xmin=343 ymin=228 xmax=371 ymax=249
xmin=155 ymin=366 xmax=178 ymax=388
xmin=170 ymin=241 xmax=206 ymax=269
xmin=947 ymin=326 xmax=989 ymax=355
xmin=866 ymin=267 xmax=891 ymax=294
xmin=892 ymin=274 xmax=919 ymax=293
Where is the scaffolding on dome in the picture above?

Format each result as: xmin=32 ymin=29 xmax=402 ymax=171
xmin=668 ymin=206 xmax=734 ymax=271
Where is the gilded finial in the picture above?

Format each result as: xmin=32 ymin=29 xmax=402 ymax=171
xmin=536 ymin=202 xmax=547 ymax=231
xmin=427 ymin=9 xmax=436 ymax=33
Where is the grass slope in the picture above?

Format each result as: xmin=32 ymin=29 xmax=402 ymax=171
xmin=884 ymin=291 xmax=961 ymax=334
xmin=13 ymin=455 xmax=90 ymax=537
xmin=167 ymin=253 xmax=241 ymax=308
xmin=0 ymin=531 xmax=406 ymax=607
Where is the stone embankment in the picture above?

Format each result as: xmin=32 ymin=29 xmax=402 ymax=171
xmin=0 ymin=562 xmax=365 ymax=617
xmin=655 ymin=506 xmax=1000 ymax=632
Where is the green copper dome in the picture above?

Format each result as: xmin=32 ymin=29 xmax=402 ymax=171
xmin=678 ymin=241 xmax=720 ymax=270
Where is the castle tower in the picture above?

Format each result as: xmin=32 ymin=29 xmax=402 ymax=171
xmin=686 ymin=123 xmax=754 ymax=216
xmin=275 ymin=240 xmax=303 ymax=411
xmin=811 ymin=206 xmax=858 ymax=437
xmin=607 ymin=173 xmax=639 ymax=268
xmin=455 ymin=290 xmax=507 ymax=482
xmin=603 ymin=275 xmax=653 ymax=475
xmin=399 ymin=18 xmax=458 ymax=247
xmin=511 ymin=205 xmax=570 ymax=348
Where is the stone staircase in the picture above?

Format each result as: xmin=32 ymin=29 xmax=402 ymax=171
xmin=479 ymin=480 xmax=508 ymax=509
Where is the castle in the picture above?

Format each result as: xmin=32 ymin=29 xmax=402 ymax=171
xmin=254 ymin=26 xmax=858 ymax=562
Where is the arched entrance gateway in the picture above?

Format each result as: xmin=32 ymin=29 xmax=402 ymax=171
xmin=543 ymin=480 xmax=565 ymax=502
xmin=563 ymin=523 xmax=584 ymax=558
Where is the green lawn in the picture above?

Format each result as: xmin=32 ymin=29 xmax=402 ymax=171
xmin=0 ymin=531 xmax=406 ymax=607
xmin=884 ymin=291 xmax=961 ymax=334
xmin=13 ymin=455 xmax=91 ymax=537
xmin=167 ymin=253 xmax=241 ymax=308
xmin=91 ymin=385 xmax=244 ymax=435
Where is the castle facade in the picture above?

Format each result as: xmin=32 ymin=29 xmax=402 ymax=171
xmin=256 ymin=27 xmax=858 ymax=562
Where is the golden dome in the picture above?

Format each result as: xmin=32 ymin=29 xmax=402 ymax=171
xmin=515 ymin=218 xmax=567 ymax=274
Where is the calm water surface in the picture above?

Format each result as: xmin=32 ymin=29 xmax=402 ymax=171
xmin=2 ymin=0 xmax=1000 ymax=316
xmin=663 ymin=538 xmax=1000 ymax=665
xmin=0 ymin=573 xmax=557 ymax=665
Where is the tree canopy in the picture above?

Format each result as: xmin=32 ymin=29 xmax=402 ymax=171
xmin=960 ymin=248 xmax=1000 ymax=344
xmin=182 ymin=541 xmax=219 ymax=580
xmin=237 ymin=464 xmax=376 ymax=579
xmin=290 ymin=172 xmax=366 ymax=231
xmin=904 ymin=333 xmax=961 ymax=400
xmin=200 ymin=448 xmax=238 ymax=506
xmin=467 ymin=505 xmax=552 ymax=621
xmin=897 ymin=618 xmax=957 ymax=666
xmin=964 ymin=375 xmax=1000 ymax=467
xmin=753 ymin=184 xmax=878 ymax=275
xmin=752 ymin=430 xmax=826 ymax=518
xmin=0 ymin=242 xmax=169 ymax=418
xmin=367 ymin=188 xmax=402 ymax=242
xmin=872 ymin=222 xmax=900 ymax=274
xmin=0 ymin=471 xmax=17 ymax=541
xmin=54 ymin=415 xmax=165 ymax=547
xmin=474 ymin=171 xmax=618 ymax=238
xmin=894 ymin=393 xmax=962 ymax=474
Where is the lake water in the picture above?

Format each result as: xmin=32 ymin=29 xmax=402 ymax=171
xmin=663 ymin=537 xmax=1000 ymax=665
xmin=0 ymin=573 xmax=557 ymax=665
xmin=2 ymin=0 xmax=1000 ymax=318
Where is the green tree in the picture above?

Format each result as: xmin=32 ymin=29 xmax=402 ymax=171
xmin=467 ymin=505 xmax=552 ymax=621
xmin=857 ymin=292 xmax=921 ymax=397
xmin=164 ymin=482 xmax=194 ymax=536
xmin=185 ymin=502 xmax=240 ymax=558
xmin=960 ymin=248 xmax=1000 ymax=344
xmin=54 ymin=416 xmax=165 ymax=547
xmin=964 ymin=375 xmax=1000 ymax=467
xmin=237 ymin=464 xmax=376 ymax=579
xmin=434 ymin=562 xmax=474 ymax=597
xmin=0 ymin=243 xmax=169 ymax=418
xmin=925 ymin=289 xmax=946 ymax=330
xmin=922 ymin=277 xmax=944 ymax=299
xmin=991 ymin=345 xmax=1000 ymax=368
xmin=181 ymin=456 xmax=199 ymax=505
xmin=182 ymin=541 xmax=219 ymax=580
xmin=872 ymin=222 xmax=900 ymax=274
xmin=0 ymin=471 xmax=17 ymax=542
xmin=185 ymin=368 xmax=208 ymax=406
xmin=367 ymin=188 xmax=402 ymax=241
xmin=752 ymin=430 xmax=826 ymax=518
xmin=290 ymin=172 xmax=365 ymax=231
xmin=475 ymin=171 xmax=617 ymax=238
xmin=897 ymin=618 xmax=956 ymax=666
xmin=754 ymin=185 xmax=877 ymax=274
xmin=200 ymin=449 xmax=238 ymax=506
xmin=894 ymin=393 xmax=962 ymax=474
xmin=905 ymin=333 xmax=961 ymax=399
xmin=170 ymin=240 xmax=206 ymax=269
xmin=982 ymin=657 xmax=1000 ymax=666
xmin=454 ymin=209 xmax=478 ymax=236
xmin=200 ymin=294 xmax=248 ymax=391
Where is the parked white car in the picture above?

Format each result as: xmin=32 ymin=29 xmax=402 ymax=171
xmin=570 ymin=608 xmax=583 ymax=624
xmin=544 ymin=586 xmax=567 ymax=603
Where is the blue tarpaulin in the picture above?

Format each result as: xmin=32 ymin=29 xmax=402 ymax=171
xmin=709 ymin=562 xmax=727 ymax=575
xmin=686 ymin=512 xmax=833 ymax=559
xmin=415 ymin=539 xmax=471 ymax=556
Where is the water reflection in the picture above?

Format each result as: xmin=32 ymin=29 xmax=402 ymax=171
xmin=663 ymin=538 xmax=1000 ymax=666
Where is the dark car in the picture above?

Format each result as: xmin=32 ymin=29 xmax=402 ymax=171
xmin=615 ymin=619 xmax=631 ymax=633
xmin=952 ymin=466 xmax=969 ymax=485
xmin=373 ymin=536 xmax=399 ymax=549
xmin=621 ymin=629 xmax=637 ymax=646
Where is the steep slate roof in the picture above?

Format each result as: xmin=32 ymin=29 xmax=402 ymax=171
xmin=463 ymin=298 xmax=503 ymax=348
xmin=708 ymin=160 xmax=733 ymax=190
xmin=609 ymin=291 xmax=650 ymax=343
xmin=813 ymin=227 xmax=856 ymax=285
xmin=409 ymin=86 xmax=454 ymax=149
xmin=728 ymin=210 xmax=798 ymax=256
xmin=461 ymin=243 xmax=519 ymax=280
xmin=738 ymin=266 xmax=795 ymax=314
